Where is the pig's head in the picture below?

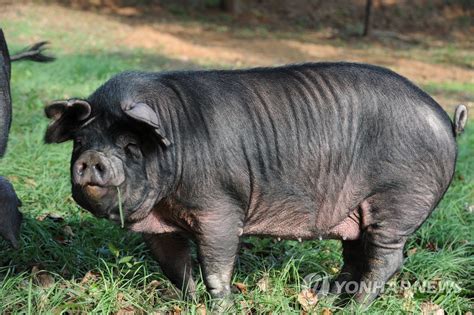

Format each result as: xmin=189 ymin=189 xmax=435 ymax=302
xmin=44 ymin=76 xmax=175 ymax=224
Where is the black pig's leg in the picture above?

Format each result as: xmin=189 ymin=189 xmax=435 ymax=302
xmin=195 ymin=208 xmax=243 ymax=307
xmin=351 ymin=230 xmax=406 ymax=305
xmin=144 ymin=233 xmax=196 ymax=296
xmin=330 ymin=239 xmax=365 ymax=294
xmin=349 ymin=192 xmax=432 ymax=305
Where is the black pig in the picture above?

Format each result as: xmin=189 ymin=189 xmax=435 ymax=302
xmin=44 ymin=63 xmax=467 ymax=305
xmin=0 ymin=29 xmax=54 ymax=248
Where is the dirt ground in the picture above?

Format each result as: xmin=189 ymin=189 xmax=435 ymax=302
xmin=2 ymin=2 xmax=473 ymax=112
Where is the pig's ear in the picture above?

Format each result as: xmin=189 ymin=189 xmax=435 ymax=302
xmin=121 ymin=102 xmax=171 ymax=147
xmin=44 ymin=99 xmax=91 ymax=143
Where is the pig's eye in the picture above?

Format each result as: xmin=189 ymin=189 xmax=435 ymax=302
xmin=74 ymin=137 xmax=83 ymax=150
xmin=124 ymin=142 xmax=141 ymax=158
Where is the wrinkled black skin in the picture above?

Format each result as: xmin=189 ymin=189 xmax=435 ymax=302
xmin=0 ymin=29 xmax=54 ymax=248
xmin=46 ymin=63 xmax=462 ymax=305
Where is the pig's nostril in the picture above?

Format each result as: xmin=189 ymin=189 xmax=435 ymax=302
xmin=76 ymin=163 xmax=87 ymax=176
xmin=94 ymin=163 xmax=105 ymax=174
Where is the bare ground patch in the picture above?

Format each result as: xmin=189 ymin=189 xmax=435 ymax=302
xmin=2 ymin=2 xmax=473 ymax=112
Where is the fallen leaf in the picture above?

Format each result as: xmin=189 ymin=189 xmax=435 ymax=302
xmin=116 ymin=306 xmax=139 ymax=315
xmin=117 ymin=292 xmax=125 ymax=304
xmin=401 ymin=288 xmax=414 ymax=299
xmin=407 ymin=247 xmax=418 ymax=256
xmin=32 ymin=266 xmax=54 ymax=288
xmin=256 ymin=275 xmax=270 ymax=292
xmin=297 ymin=289 xmax=318 ymax=311
xmin=425 ymin=242 xmax=437 ymax=252
xmin=321 ymin=307 xmax=333 ymax=315
xmin=330 ymin=266 xmax=339 ymax=274
xmin=234 ymin=282 xmax=248 ymax=294
xmin=36 ymin=213 xmax=64 ymax=222
xmin=54 ymin=235 xmax=71 ymax=245
xmin=171 ymin=305 xmax=182 ymax=315
xmin=421 ymin=301 xmax=444 ymax=315
xmin=145 ymin=280 xmax=162 ymax=293
xmin=80 ymin=270 xmax=100 ymax=284
xmin=196 ymin=303 xmax=207 ymax=315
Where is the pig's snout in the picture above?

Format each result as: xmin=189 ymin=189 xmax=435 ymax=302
xmin=73 ymin=151 xmax=125 ymax=190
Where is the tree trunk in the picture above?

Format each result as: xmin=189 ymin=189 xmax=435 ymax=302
xmin=221 ymin=0 xmax=242 ymax=15
xmin=363 ymin=0 xmax=373 ymax=36
xmin=188 ymin=0 xmax=206 ymax=10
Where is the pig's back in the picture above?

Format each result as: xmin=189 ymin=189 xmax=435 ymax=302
xmin=162 ymin=63 xmax=457 ymax=231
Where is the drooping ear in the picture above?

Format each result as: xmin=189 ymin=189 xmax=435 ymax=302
xmin=44 ymin=99 xmax=91 ymax=143
xmin=121 ymin=102 xmax=171 ymax=146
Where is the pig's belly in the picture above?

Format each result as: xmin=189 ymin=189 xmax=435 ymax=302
xmin=242 ymin=202 xmax=365 ymax=241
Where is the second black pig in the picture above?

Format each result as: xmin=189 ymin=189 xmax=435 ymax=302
xmin=0 ymin=29 xmax=54 ymax=248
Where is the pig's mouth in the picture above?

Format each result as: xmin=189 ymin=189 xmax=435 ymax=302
xmin=73 ymin=181 xmax=158 ymax=226
xmin=83 ymin=184 xmax=109 ymax=200
xmin=107 ymin=188 xmax=159 ymax=225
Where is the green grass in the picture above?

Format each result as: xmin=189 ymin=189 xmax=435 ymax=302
xmin=423 ymin=82 xmax=474 ymax=100
xmin=0 ymin=16 xmax=473 ymax=314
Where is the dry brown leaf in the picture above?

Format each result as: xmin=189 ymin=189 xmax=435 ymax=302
xmin=117 ymin=292 xmax=125 ymax=304
xmin=145 ymin=280 xmax=162 ymax=293
xmin=321 ymin=308 xmax=333 ymax=315
xmin=297 ymin=289 xmax=318 ymax=311
xmin=330 ymin=266 xmax=339 ymax=274
xmin=32 ymin=266 xmax=54 ymax=288
xmin=256 ymin=275 xmax=270 ymax=292
xmin=407 ymin=247 xmax=418 ymax=256
xmin=196 ymin=303 xmax=207 ymax=315
xmin=401 ymin=287 xmax=414 ymax=299
xmin=239 ymin=299 xmax=255 ymax=313
xmin=80 ymin=270 xmax=100 ymax=284
xmin=234 ymin=282 xmax=248 ymax=294
xmin=116 ymin=306 xmax=140 ymax=315
xmin=54 ymin=235 xmax=71 ymax=245
xmin=425 ymin=242 xmax=437 ymax=251
xmin=171 ymin=305 xmax=182 ymax=315
xmin=421 ymin=301 xmax=444 ymax=315
xmin=36 ymin=213 xmax=64 ymax=222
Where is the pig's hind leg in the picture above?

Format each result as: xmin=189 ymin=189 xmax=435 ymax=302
xmin=334 ymin=191 xmax=437 ymax=305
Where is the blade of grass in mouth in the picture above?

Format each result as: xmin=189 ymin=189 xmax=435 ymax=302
xmin=116 ymin=187 xmax=125 ymax=228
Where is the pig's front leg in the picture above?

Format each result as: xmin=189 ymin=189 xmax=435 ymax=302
xmin=144 ymin=233 xmax=196 ymax=297
xmin=195 ymin=209 xmax=243 ymax=307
